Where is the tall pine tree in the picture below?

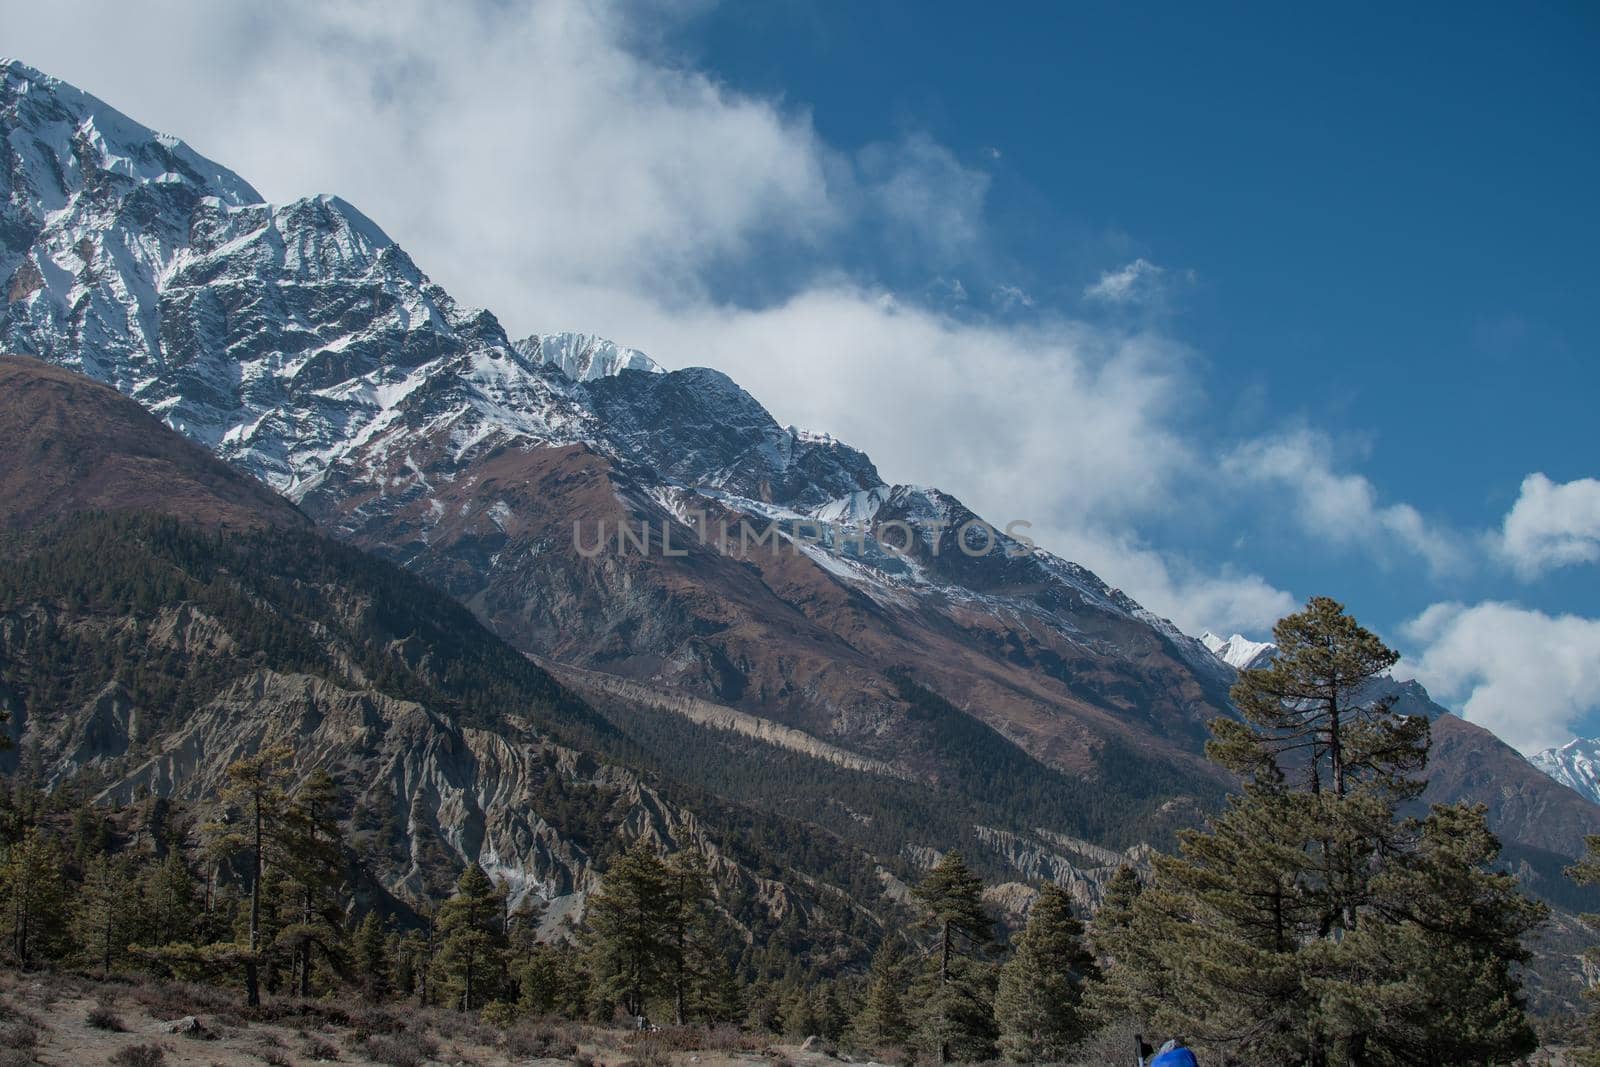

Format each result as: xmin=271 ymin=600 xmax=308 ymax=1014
xmin=910 ymin=851 xmax=996 ymax=1064
xmin=212 ymin=744 xmax=293 ymax=1006
xmin=585 ymin=839 xmax=673 ymax=1020
xmin=995 ymin=883 xmax=1098 ymax=1062
xmin=434 ymin=862 xmax=509 ymax=1012
xmin=1099 ymin=597 xmax=1543 ymax=1065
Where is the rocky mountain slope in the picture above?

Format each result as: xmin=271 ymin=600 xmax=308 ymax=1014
xmin=0 ymin=356 xmax=1167 ymax=953
xmin=0 ymin=357 xmax=865 ymax=950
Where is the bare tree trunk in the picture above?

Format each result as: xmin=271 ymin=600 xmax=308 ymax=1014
xmin=246 ymin=791 xmax=262 ymax=1008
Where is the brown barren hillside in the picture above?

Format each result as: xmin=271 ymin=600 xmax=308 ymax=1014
xmin=0 ymin=355 xmax=309 ymax=532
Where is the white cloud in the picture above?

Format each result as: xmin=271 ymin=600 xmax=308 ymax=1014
xmin=1223 ymin=430 xmax=1466 ymax=574
xmin=1084 ymin=258 xmax=1168 ymax=304
xmin=1400 ymin=601 xmax=1600 ymax=754
xmin=1041 ymin=527 xmax=1297 ymax=636
xmin=1496 ymin=472 xmax=1600 ymax=579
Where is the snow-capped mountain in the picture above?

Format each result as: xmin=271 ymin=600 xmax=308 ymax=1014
xmin=1530 ymin=739 xmax=1600 ymax=806
xmin=1200 ymin=631 xmax=1278 ymax=671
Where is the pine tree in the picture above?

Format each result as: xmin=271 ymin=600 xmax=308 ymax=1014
xmin=1570 ymin=836 xmax=1600 ymax=1065
xmin=1100 ymin=598 xmax=1544 ymax=1065
xmin=1098 ymin=785 xmax=1325 ymax=1061
xmin=584 ymin=839 xmax=673 ymax=1019
xmin=506 ymin=892 xmax=547 ymax=958
xmin=664 ymin=848 xmax=737 ymax=1025
xmin=995 ymin=884 xmax=1098 ymax=1062
xmin=1313 ymin=802 xmax=1544 ymax=1064
xmin=518 ymin=940 xmax=589 ymax=1018
xmin=73 ymin=852 xmax=137 ymax=976
xmin=212 ymin=744 xmax=293 ymax=1006
xmin=275 ymin=769 xmax=347 ymax=996
xmin=910 ymin=851 xmax=996 ymax=1064
xmin=853 ymin=938 xmax=911 ymax=1050
xmin=139 ymin=849 xmax=201 ymax=947
xmin=0 ymin=828 xmax=68 ymax=966
xmin=353 ymin=910 xmax=392 ymax=999
xmin=1083 ymin=864 xmax=1142 ymax=1025
xmin=434 ymin=862 xmax=508 ymax=1012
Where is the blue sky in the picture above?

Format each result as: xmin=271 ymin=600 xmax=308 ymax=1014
xmin=668 ymin=0 xmax=1600 ymax=623
xmin=3 ymin=0 xmax=1597 ymax=751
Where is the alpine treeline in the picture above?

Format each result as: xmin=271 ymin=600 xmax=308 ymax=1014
xmin=0 ymin=598 xmax=1584 ymax=1065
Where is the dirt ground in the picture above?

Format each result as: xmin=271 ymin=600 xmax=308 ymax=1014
xmin=0 ymin=971 xmax=863 ymax=1067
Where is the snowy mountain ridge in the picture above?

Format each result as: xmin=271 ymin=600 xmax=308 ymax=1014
xmin=1529 ymin=739 xmax=1600 ymax=806
xmin=2 ymin=56 xmax=1237 ymax=726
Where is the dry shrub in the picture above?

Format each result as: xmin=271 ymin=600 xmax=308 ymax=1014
xmin=132 ymin=981 xmax=234 ymax=1019
xmin=0 ymin=1022 xmax=37 ymax=1051
xmin=352 ymin=1006 xmax=406 ymax=1036
xmin=109 ymin=1043 xmax=167 ymax=1067
xmin=303 ymin=1035 xmax=339 ymax=1061
xmin=87 ymin=1004 xmax=128 ymax=1031
xmin=423 ymin=1008 xmax=492 ymax=1044
xmin=360 ymin=1036 xmax=428 ymax=1067
xmin=505 ymin=1021 xmax=579 ymax=1059
xmin=627 ymin=1025 xmax=757 ymax=1055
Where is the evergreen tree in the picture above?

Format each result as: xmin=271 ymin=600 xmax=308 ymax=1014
xmin=664 ymin=848 xmax=737 ymax=1025
xmin=212 ymin=744 xmax=293 ymax=1006
xmin=852 ymin=938 xmax=912 ymax=1049
xmin=1209 ymin=596 xmax=1428 ymax=800
xmin=1100 ymin=598 xmax=1543 ymax=1065
xmin=353 ymin=910 xmax=393 ymax=999
xmin=275 ymin=769 xmax=347 ymax=996
xmin=995 ymin=884 xmax=1098 ymax=1062
xmin=0 ymin=828 xmax=68 ymax=966
xmin=507 ymin=892 xmax=547 ymax=958
xmin=1569 ymin=835 xmax=1600 ymax=1065
xmin=73 ymin=852 xmax=137 ymax=976
xmin=139 ymin=849 xmax=201 ymax=947
xmin=584 ymin=839 xmax=673 ymax=1019
xmin=395 ymin=925 xmax=433 ymax=1003
xmin=517 ymin=940 xmax=589 ymax=1018
xmin=1314 ymin=802 xmax=1544 ymax=1064
xmin=434 ymin=862 xmax=508 ymax=1011
xmin=1083 ymin=864 xmax=1142 ymax=1025
xmin=910 ymin=851 xmax=996 ymax=1064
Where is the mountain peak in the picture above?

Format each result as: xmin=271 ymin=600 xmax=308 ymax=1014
xmin=514 ymin=332 xmax=662 ymax=382
xmin=1199 ymin=631 xmax=1278 ymax=671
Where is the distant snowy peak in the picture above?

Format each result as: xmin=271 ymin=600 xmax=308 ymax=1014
xmin=1529 ymin=739 xmax=1600 ymax=805
xmin=515 ymin=332 xmax=662 ymax=382
xmin=1 ymin=58 xmax=260 ymax=211
xmin=1200 ymin=631 xmax=1278 ymax=671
